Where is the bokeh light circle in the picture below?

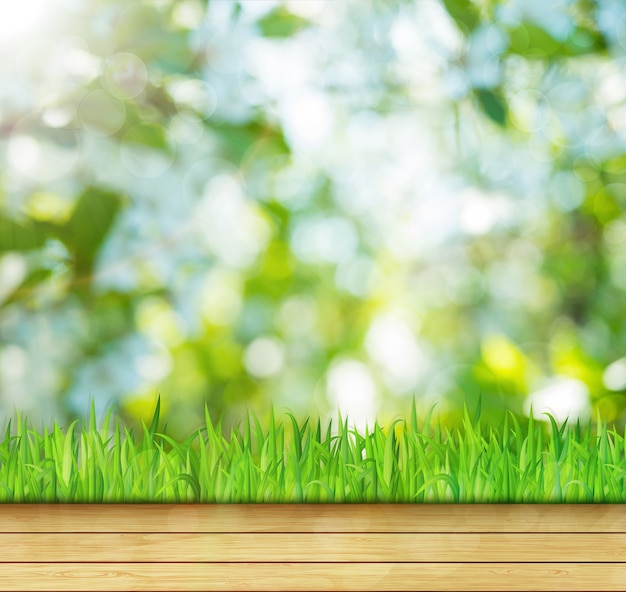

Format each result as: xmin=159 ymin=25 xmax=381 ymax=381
xmin=181 ymin=156 xmax=241 ymax=213
xmin=170 ymin=79 xmax=218 ymax=121
xmin=168 ymin=112 xmax=206 ymax=145
xmin=41 ymin=85 xmax=88 ymax=130
xmin=510 ymin=89 xmax=552 ymax=133
xmin=78 ymin=89 xmax=126 ymax=136
xmin=7 ymin=114 xmax=80 ymax=183
xmin=120 ymin=123 xmax=175 ymax=178
xmin=102 ymin=52 xmax=149 ymax=100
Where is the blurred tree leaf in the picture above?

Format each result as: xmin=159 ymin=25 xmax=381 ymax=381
xmin=592 ymin=187 xmax=622 ymax=224
xmin=246 ymin=240 xmax=295 ymax=298
xmin=566 ymin=25 xmax=607 ymax=55
xmin=110 ymin=4 xmax=193 ymax=73
xmin=257 ymin=7 xmax=309 ymax=38
xmin=440 ymin=0 xmax=480 ymax=34
xmin=507 ymin=23 xmax=560 ymax=55
xmin=123 ymin=121 xmax=169 ymax=152
xmin=507 ymin=22 xmax=606 ymax=58
xmin=216 ymin=120 xmax=288 ymax=165
xmin=474 ymin=88 xmax=507 ymax=126
xmin=85 ymin=291 xmax=136 ymax=352
xmin=263 ymin=200 xmax=291 ymax=239
xmin=60 ymin=187 xmax=123 ymax=278
xmin=0 ymin=268 xmax=53 ymax=309
xmin=0 ymin=215 xmax=47 ymax=252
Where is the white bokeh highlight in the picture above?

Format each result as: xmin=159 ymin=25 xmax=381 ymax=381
xmin=244 ymin=336 xmax=286 ymax=379
xmin=325 ymin=358 xmax=379 ymax=437
xmin=524 ymin=377 xmax=592 ymax=425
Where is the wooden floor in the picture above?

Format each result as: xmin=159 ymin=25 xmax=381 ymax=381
xmin=0 ymin=504 xmax=624 ymax=590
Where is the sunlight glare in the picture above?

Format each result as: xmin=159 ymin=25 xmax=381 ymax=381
xmin=0 ymin=0 xmax=47 ymax=43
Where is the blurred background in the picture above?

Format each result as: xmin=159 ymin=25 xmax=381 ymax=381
xmin=1 ymin=0 xmax=626 ymax=443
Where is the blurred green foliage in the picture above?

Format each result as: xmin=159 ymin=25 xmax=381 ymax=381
xmin=1 ymin=0 xmax=626 ymax=442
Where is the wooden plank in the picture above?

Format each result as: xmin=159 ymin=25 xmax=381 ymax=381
xmin=1 ymin=504 xmax=625 ymax=532
xmin=1 ymin=532 xmax=626 ymax=562
xmin=0 ymin=562 xmax=623 ymax=591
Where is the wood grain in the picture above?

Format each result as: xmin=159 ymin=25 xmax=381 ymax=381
xmin=0 ymin=503 xmax=623 ymax=532
xmin=0 ymin=532 xmax=624 ymax=562
xmin=0 ymin=505 xmax=623 ymax=591
xmin=0 ymin=562 xmax=623 ymax=591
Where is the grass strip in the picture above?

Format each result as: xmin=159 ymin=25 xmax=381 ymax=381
xmin=0 ymin=396 xmax=623 ymax=503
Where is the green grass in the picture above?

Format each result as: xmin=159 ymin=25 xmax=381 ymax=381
xmin=0 ymin=396 xmax=625 ymax=503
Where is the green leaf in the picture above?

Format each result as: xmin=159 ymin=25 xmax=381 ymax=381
xmin=303 ymin=479 xmax=334 ymax=502
xmin=0 ymin=268 xmax=52 ymax=309
xmin=410 ymin=396 xmax=418 ymax=435
xmin=566 ymin=26 xmax=607 ymax=55
xmin=506 ymin=23 xmax=606 ymax=58
xmin=62 ymin=420 xmax=79 ymax=488
xmin=148 ymin=396 xmax=161 ymax=438
xmin=508 ymin=23 xmax=560 ymax=55
xmin=216 ymin=120 xmax=288 ymax=165
xmin=112 ymin=4 xmax=193 ymax=73
xmin=123 ymin=122 xmax=168 ymax=152
xmin=414 ymin=473 xmax=460 ymax=501
xmin=257 ymin=7 xmax=308 ymax=38
xmin=440 ymin=0 xmax=480 ymax=34
xmin=0 ymin=216 xmax=46 ymax=252
xmin=285 ymin=412 xmax=304 ymax=461
xmin=544 ymin=412 xmax=562 ymax=460
xmin=383 ymin=419 xmax=402 ymax=488
xmin=89 ymin=397 xmax=98 ymax=434
xmin=475 ymin=88 xmax=508 ymax=126
xmin=61 ymin=187 xmax=122 ymax=271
